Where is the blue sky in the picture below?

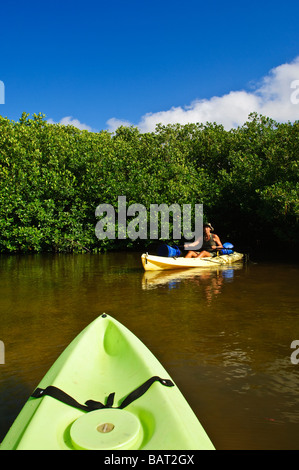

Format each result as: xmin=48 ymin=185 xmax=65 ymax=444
xmin=1 ymin=0 xmax=299 ymax=132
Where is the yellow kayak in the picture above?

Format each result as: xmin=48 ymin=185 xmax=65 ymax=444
xmin=141 ymin=252 xmax=244 ymax=271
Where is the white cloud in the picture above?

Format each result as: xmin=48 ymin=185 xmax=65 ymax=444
xmin=107 ymin=56 xmax=299 ymax=132
xmin=106 ymin=117 xmax=134 ymax=133
xmin=47 ymin=116 xmax=96 ymax=132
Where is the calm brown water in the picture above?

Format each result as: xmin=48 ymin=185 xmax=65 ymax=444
xmin=0 ymin=252 xmax=298 ymax=449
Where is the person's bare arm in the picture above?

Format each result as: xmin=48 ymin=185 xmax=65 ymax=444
xmin=211 ymin=234 xmax=223 ymax=249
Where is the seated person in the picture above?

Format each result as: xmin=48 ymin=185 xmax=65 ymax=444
xmin=184 ymin=223 xmax=223 ymax=258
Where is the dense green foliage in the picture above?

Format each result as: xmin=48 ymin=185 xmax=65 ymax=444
xmin=0 ymin=112 xmax=298 ymax=257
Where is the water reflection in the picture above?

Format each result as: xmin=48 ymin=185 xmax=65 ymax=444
xmin=142 ymin=264 xmax=243 ymax=304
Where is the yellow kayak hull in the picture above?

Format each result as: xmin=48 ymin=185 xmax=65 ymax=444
xmin=141 ymin=252 xmax=244 ymax=271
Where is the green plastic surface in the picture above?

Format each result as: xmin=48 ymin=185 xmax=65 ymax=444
xmin=0 ymin=314 xmax=215 ymax=450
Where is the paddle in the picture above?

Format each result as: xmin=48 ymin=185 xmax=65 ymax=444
xmin=179 ymin=241 xmax=234 ymax=253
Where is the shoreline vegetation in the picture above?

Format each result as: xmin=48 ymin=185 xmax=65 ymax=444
xmin=0 ymin=112 xmax=298 ymax=260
